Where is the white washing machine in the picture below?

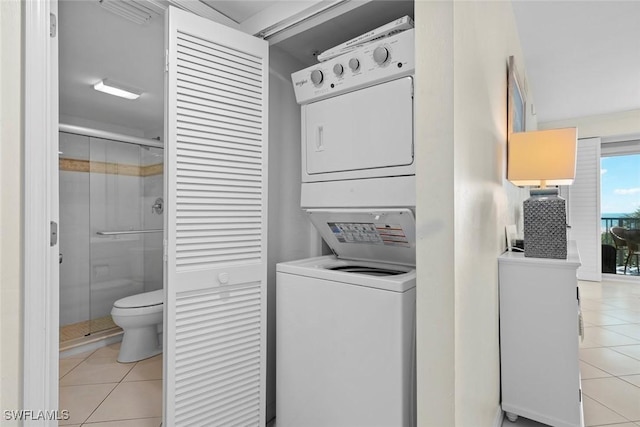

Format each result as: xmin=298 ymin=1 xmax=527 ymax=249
xmin=276 ymin=209 xmax=416 ymax=427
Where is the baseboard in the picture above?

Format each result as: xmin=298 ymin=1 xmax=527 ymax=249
xmin=493 ymin=405 xmax=504 ymax=427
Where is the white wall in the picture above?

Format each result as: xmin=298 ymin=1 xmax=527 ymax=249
xmin=415 ymin=1 xmax=530 ymax=425
xmin=539 ymin=109 xmax=640 ymax=140
xmin=0 ymin=0 xmax=23 ymax=420
xmin=266 ymin=45 xmax=312 ymax=422
xmin=415 ymin=2 xmax=455 ymax=424
xmin=453 ymin=2 xmax=532 ymax=424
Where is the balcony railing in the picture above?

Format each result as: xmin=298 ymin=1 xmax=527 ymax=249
xmin=601 ymin=216 xmax=640 ymax=275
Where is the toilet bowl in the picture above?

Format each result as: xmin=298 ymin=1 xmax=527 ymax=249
xmin=111 ymin=289 xmax=163 ymax=363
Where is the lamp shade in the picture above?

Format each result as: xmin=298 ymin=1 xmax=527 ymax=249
xmin=508 ymin=128 xmax=577 ymax=187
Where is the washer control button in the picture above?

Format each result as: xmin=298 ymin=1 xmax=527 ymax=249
xmin=373 ymin=46 xmax=389 ymax=65
xmin=310 ymin=69 xmax=324 ymax=85
xmin=348 ymin=58 xmax=360 ymax=71
xmin=333 ymin=63 xmax=344 ymax=76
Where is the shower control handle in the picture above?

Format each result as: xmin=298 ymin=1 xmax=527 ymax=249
xmin=152 ymin=197 xmax=164 ymax=214
xmin=59 ymin=253 xmax=63 ymax=264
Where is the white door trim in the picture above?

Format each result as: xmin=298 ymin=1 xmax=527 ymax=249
xmin=23 ymin=0 xmax=59 ymax=424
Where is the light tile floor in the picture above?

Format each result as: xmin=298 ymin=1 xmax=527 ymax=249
xmin=503 ymin=278 xmax=640 ymax=427
xmin=59 ymin=342 xmax=162 ymax=427
xmin=62 ymin=279 xmax=639 ymax=427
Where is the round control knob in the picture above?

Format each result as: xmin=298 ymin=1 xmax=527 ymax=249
xmin=373 ymin=46 xmax=389 ymax=65
xmin=310 ymin=69 xmax=324 ymax=85
xmin=333 ymin=63 xmax=344 ymax=76
xmin=348 ymin=58 xmax=360 ymax=71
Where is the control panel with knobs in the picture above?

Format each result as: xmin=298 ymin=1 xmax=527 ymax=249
xmin=291 ymin=29 xmax=414 ymax=104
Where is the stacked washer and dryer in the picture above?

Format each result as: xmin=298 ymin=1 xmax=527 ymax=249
xmin=276 ymin=27 xmax=416 ymax=427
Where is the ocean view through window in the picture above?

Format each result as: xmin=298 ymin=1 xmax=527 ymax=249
xmin=601 ymin=153 xmax=640 ymax=275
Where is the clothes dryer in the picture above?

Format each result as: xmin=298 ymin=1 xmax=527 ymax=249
xmin=292 ymin=28 xmax=415 ymax=184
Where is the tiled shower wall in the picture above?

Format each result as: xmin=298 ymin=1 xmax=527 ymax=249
xmin=59 ymin=132 xmax=163 ymax=327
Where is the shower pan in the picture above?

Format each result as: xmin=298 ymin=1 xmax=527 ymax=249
xmin=58 ymin=127 xmax=164 ymax=347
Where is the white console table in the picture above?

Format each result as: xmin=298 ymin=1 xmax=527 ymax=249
xmin=499 ymin=241 xmax=584 ymax=427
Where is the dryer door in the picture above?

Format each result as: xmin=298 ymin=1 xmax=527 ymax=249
xmin=303 ymin=76 xmax=413 ymax=181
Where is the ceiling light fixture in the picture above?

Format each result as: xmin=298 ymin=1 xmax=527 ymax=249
xmin=93 ymin=79 xmax=142 ymax=100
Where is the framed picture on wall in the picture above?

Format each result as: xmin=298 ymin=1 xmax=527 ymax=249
xmin=508 ymin=55 xmax=526 ymax=134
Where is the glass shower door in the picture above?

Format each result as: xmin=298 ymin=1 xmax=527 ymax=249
xmin=59 ymin=132 xmax=91 ymax=340
xmin=89 ymin=137 xmax=146 ymax=333
xmin=59 ymin=131 xmax=164 ymax=343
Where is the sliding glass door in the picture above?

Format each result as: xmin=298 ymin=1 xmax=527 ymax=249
xmin=601 ymin=146 xmax=640 ymax=276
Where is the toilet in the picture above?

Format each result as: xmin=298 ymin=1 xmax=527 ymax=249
xmin=111 ymin=289 xmax=163 ymax=363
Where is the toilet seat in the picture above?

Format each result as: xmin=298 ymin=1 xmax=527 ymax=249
xmin=111 ymin=304 xmax=162 ymax=317
xmin=114 ymin=289 xmax=163 ymax=309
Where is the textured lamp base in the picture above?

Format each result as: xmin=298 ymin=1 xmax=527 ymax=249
xmin=523 ymin=189 xmax=567 ymax=259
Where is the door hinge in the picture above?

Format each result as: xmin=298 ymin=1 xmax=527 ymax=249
xmin=50 ymin=13 xmax=57 ymax=38
xmin=165 ymin=49 xmax=169 ymax=72
xmin=50 ymin=221 xmax=58 ymax=246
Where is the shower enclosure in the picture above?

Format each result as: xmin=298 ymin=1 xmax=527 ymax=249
xmin=59 ymin=126 xmax=164 ymax=346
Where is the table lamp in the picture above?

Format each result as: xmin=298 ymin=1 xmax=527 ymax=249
xmin=508 ymin=128 xmax=577 ymax=259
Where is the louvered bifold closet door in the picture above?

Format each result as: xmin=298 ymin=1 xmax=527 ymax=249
xmin=164 ymin=7 xmax=268 ymax=426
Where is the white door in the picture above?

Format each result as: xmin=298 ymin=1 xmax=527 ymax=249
xmin=562 ymin=137 xmax=601 ymax=281
xmin=164 ymin=7 xmax=268 ymax=425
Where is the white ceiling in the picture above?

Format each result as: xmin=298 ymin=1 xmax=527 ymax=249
xmin=59 ymin=1 xmax=640 ymax=135
xmin=200 ymin=0 xmax=279 ymax=23
xmin=59 ymin=0 xmax=165 ymax=135
xmin=512 ymin=0 xmax=640 ymax=123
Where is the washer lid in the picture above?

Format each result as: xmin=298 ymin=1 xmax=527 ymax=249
xmin=114 ymin=289 xmax=163 ymax=309
xmin=305 ymin=208 xmax=415 ymax=267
